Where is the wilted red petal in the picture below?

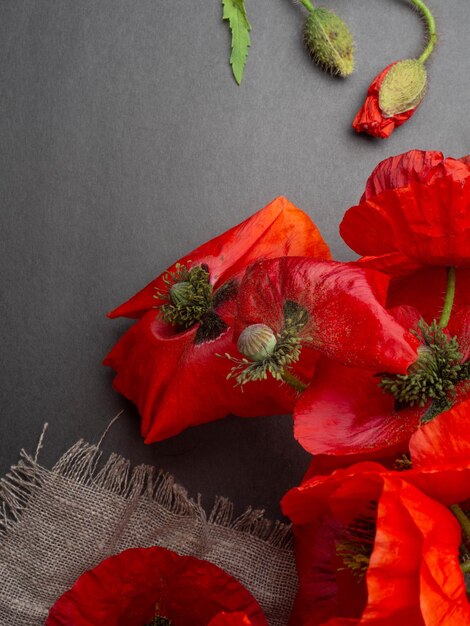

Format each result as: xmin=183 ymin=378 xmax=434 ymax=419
xmin=409 ymin=398 xmax=470 ymax=469
xmin=105 ymin=197 xmax=331 ymax=441
xmin=109 ymin=197 xmax=331 ymax=320
xmin=294 ymin=359 xmax=419 ymax=458
xmin=235 ymin=258 xmax=418 ymax=374
xmin=105 ymin=304 xmax=296 ymax=442
xmin=341 ymin=153 xmax=470 ymax=268
xmin=46 ymin=547 xmax=268 ymax=626
xmin=361 ymin=151 xmax=444 ymax=201
xmin=352 ymin=63 xmax=418 ymax=139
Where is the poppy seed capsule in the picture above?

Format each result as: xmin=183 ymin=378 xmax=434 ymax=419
xmin=169 ymin=281 xmax=193 ymax=306
xmin=378 ymin=59 xmax=427 ymax=117
xmin=304 ymin=8 xmax=354 ymax=77
xmin=237 ymin=324 xmax=277 ymax=362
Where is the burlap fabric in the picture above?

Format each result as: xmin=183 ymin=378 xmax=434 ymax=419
xmin=0 ymin=434 xmax=297 ymax=626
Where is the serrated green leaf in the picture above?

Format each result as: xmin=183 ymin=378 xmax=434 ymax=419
xmin=222 ymin=0 xmax=251 ymax=85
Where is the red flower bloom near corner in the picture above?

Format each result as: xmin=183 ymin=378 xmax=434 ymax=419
xmin=282 ymin=463 xmax=470 ymax=626
xmin=340 ymin=150 xmax=470 ymax=319
xmin=341 ymin=150 xmax=470 ymax=271
xmin=46 ymin=546 xmax=268 ymax=626
xmin=352 ymin=63 xmax=419 ymax=139
xmin=104 ymin=197 xmax=331 ymax=442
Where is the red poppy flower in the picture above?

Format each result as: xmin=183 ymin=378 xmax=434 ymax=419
xmin=231 ymin=257 xmax=418 ymax=380
xmin=46 ymin=546 xmax=268 ymax=626
xmin=282 ymin=463 xmax=470 ymax=626
xmin=105 ymin=197 xmax=331 ymax=442
xmin=341 ymin=150 xmax=470 ymax=276
xmin=352 ymin=63 xmax=420 ymax=139
xmin=294 ymin=304 xmax=470 ymax=468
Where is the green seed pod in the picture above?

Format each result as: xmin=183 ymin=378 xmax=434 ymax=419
xmin=304 ymin=8 xmax=354 ymax=77
xmin=169 ymin=281 xmax=193 ymax=306
xmin=237 ymin=324 xmax=277 ymax=362
xmin=378 ymin=59 xmax=427 ymax=116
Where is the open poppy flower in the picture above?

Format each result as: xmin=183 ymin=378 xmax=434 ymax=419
xmin=229 ymin=257 xmax=418 ymax=389
xmin=340 ymin=150 xmax=470 ymax=276
xmin=294 ymin=304 xmax=470 ymax=467
xmin=340 ymin=149 xmax=470 ymax=331
xmin=105 ymin=197 xmax=331 ymax=442
xmin=46 ymin=546 xmax=268 ymax=626
xmin=282 ymin=462 xmax=470 ymax=626
xmin=352 ymin=63 xmax=421 ymax=139
xmin=340 ymin=150 xmax=470 ymax=321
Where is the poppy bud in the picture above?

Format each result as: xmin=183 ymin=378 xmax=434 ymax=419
xmin=237 ymin=324 xmax=277 ymax=361
xmin=352 ymin=61 xmax=426 ymax=139
xmin=169 ymin=281 xmax=193 ymax=306
xmin=304 ymin=8 xmax=354 ymax=77
xmin=378 ymin=59 xmax=427 ymax=116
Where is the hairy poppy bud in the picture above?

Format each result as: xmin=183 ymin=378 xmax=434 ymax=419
xmin=352 ymin=61 xmax=425 ymax=139
xmin=304 ymin=8 xmax=354 ymax=77
xmin=237 ymin=324 xmax=277 ymax=361
xmin=378 ymin=59 xmax=427 ymax=116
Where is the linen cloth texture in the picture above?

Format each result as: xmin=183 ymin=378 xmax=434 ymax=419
xmin=0 ymin=437 xmax=297 ymax=626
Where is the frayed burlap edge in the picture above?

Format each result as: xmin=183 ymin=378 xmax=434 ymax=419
xmin=0 ymin=438 xmax=293 ymax=550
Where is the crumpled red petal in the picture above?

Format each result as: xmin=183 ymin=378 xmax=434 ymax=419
xmin=294 ymin=358 xmax=420 ymax=458
xmin=46 ymin=546 xmax=268 ymax=626
xmin=234 ymin=258 xmax=418 ymax=374
xmin=361 ymin=150 xmax=444 ymax=201
xmin=105 ymin=303 xmax=296 ymax=442
xmin=341 ymin=151 xmax=470 ymax=273
xmin=352 ymin=63 xmax=418 ymax=139
xmin=409 ymin=398 xmax=470 ymax=470
xmin=105 ymin=197 xmax=331 ymax=441
xmin=109 ymin=196 xmax=331 ymax=320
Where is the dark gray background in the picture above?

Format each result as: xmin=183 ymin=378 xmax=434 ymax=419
xmin=1 ymin=0 xmax=469 ymax=519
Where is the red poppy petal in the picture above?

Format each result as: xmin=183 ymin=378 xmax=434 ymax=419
xmin=447 ymin=306 xmax=470 ymax=361
xmin=209 ymin=613 xmax=255 ymax=626
xmin=109 ymin=197 xmax=331 ymax=320
xmin=294 ymin=360 xmax=419 ymax=457
xmin=105 ymin=308 xmax=297 ymax=442
xmin=47 ymin=547 xmax=268 ymax=626
xmin=361 ymin=150 xmax=444 ymax=201
xmin=235 ymin=258 xmax=418 ymax=374
xmin=290 ymin=521 xmax=338 ymax=625
xmin=358 ymin=477 xmax=425 ymax=625
xmin=409 ymin=399 xmax=470 ymax=470
xmin=357 ymin=253 xmax=423 ymax=279
xmin=386 ymin=267 xmax=470 ymax=322
xmin=340 ymin=201 xmax=398 ymax=257
xmin=352 ymin=64 xmax=418 ymax=140
xmin=285 ymin=466 xmax=470 ymax=626
xmin=368 ymin=477 xmax=470 ymax=626
xmin=342 ymin=172 xmax=470 ymax=267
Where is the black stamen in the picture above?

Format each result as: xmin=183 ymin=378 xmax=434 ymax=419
xmin=194 ymin=311 xmax=228 ymax=344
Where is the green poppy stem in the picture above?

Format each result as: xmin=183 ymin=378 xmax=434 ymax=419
xmin=450 ymin=504 xmax=470 ymax=541
xmin=461 ymin=560 xmax=470 ymax=574
xmin=298 ymin=0 xmax=315 ymax=13
xmin=409 ymin=0 xmax=437 ymax=64
xmin=438 ymin=267 xmax=456 ymax=329
xmin=281 ymin=370 xmax=308 ymax=393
